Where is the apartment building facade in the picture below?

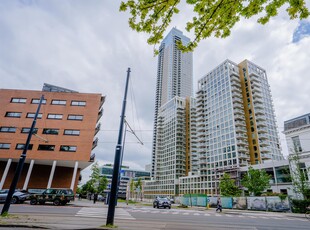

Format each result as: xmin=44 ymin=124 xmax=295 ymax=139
xmin=0 ymin=84 xmax=104 ymax=192
xmin=151 ymin=28 xmax=193 ymax=177
xmin=145 ymin=96 xmax=196 ymax=197
xmin=180 ymin=59 xmax=283 ymax=196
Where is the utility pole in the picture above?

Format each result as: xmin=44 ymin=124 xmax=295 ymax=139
xmin=106 ymin=68 xmax=130 ymax=226
xmin=1 ymin=95 xmax=44 ymax=216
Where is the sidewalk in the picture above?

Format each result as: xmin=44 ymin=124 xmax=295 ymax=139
xmin=0 ymin=199 xmax=306 ymax=229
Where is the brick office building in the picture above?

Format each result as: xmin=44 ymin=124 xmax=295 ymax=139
xmin=0 ymin=84 xmax=104 ymax=192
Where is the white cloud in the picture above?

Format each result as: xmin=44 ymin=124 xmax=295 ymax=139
xmin=1 ymin=1 xmax=309 ymax=182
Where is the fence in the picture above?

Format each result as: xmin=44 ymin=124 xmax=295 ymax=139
xmin=180 ymin=194 xmax=291 ymax=212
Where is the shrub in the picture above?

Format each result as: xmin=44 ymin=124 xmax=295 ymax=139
xmin=290 ymin=199 xmax=310 ymax=213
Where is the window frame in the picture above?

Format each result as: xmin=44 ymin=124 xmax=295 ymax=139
xmin=31 ymin=98 xmax=47 ymax=104
xmin=60 ymin=145 xmax=77 ymax=152
xmin=42 ymin=128 xmax=59 ymax=135
xmin=63 ymin=129 xmax=80 ymax=136
xmin=15 ymin=143 xmax=33 ymax=150
xmin=38 ymin=144 xmax=55 ymax=151
xmin=11 ymin=98 xmax=27 ymax=103
xmin=71 ymin=101 xmax=86 ymax=106
xmin=67 ymin=114 xmax=83 ymax=121
xmin=47 ymin=114 xmax=63 ymax=120
xmin=0 ymin=143 xmax=11 ymax=149
xmin=21 ymin=127 xmax=38 ymax=134
xmin=5 ymin=112 xmax=22 ymax=118
xmin=51 ymin=100 xmax=67 ymax=105
xmin=0 ymin=127 xmax=16 ymax=133
xmin=26 ymin=113 xmax=43 ymax=119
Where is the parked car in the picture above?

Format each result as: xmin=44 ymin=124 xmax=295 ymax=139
xmin=29 ymin=188 xmax=74 ymax=206
xmin=0 ymin=189 xmax=30 ymax=204
xmin=153 ymin=197 xmax=171 ymax=209
xmin=97 ymin=194 xmax=106 ymax=202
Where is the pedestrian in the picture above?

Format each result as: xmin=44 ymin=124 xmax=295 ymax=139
xmin=78 ymin=193 xmax=82 ymax=200
xmin=216 ymin=197 xmax=222 ymax=212
xmin=93 ymin=193 xmax=98 ymax=204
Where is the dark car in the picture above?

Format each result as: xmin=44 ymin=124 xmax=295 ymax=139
xmin=153 ymin=197 xmax=171 ymax=209
xmin=29 ymin=188 xmax=74 ymax=206
xmin=0 ymin=189 xmax=30 ymax=204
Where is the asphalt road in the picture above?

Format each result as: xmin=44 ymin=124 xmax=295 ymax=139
xmin=1 ymin=202 xmax=309 ymax=230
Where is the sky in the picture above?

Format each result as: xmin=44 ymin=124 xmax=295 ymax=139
xmin=1 ymin=1 xmax=310 ymax=184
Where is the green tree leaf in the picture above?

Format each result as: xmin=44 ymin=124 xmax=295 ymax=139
xmin=119 ymin=0 xmax=310 ymax=53
xmin=241 ymin=166 xmax=271 ymax=196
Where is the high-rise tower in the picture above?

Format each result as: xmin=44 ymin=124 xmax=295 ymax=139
xmin=151 ymin=28 xmax=193 ymax=177
xmin=193 ymin=59 xmax=283 ymax=195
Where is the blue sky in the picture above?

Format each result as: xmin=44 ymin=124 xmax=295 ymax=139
xmin=0 ymin=1 xmax=309 ymax=183
xmin=293 ymin=20 xmax=310 ymax=43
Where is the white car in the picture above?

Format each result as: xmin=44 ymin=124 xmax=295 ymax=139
xmin=0 ymin=189 xmax=30 ymax=204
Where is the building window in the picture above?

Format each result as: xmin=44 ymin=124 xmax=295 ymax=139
xmin=64 ymin=129 xmax=80 ymax=136
xmin=292 ymin=136 xmax=302 ymax=152
xmin=0 ymin=143 xmax=10 ymax=149
xmin=38 ymin=144 xmax=55 ymax=151
xmin=16 ymin=144 xmax=33 ymax=150
xmin=47 ymin=114 xmax=63 ymax=119
xmin=21 ymin=128 xmax=38 ymax=134
xmin=71 ymin=101 xmax=86 ymax=106
xmin=60 ymin=145 xmax=77 ymax=152
xmin=68 ymin=115 xmax=83 ymax=121
xmin=11 ymin=98 xmax=26 ymax=103
xmin=42 ymin=128 xmax=59 ymax=135
xmin=31 ymin=98 xmax=47 ymax=104
xmin=26 ymin=113 xmax=43 ymax=119
xmin=0 ymin=127 xmax=16 ymax=133
xmin=5 ymin=112 xmax=21 ymax=118
xmin=51 ymin=100 xmax=66 ymax=105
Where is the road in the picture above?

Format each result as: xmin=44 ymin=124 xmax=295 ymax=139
xmin=1 ymin=202 xmax=309 ymax=230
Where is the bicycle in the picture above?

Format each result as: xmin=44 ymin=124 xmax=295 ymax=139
xmin=305 ymin=206 xmax=310 ymax=220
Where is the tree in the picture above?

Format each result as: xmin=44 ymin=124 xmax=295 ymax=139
xmin=241 ymin=167 xmax=271 ymax=196
xmin=134 ymin=178 xmax=143 ymax=201
xmin=119 ymin=0 xmax=309 ymax=53
xmin=79 ymin=162 xmax=108 ymax=195
xmin=219 ymin=173 xmax=241 ymax=197
xmin=289 ymin=152 xmax=310 ymax=199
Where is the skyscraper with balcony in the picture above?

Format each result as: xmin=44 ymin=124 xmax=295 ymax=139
xmin=151 ymin=28 xmax=193 ymax=177
xmin=145 ymin=96 xmax=196 ymax=197
xmin=180 ymin=59 xmax=283 ymax=195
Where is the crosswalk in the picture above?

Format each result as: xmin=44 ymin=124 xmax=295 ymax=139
xmin=75 ymin=207 xmax=135 ymax=220
xmin=127 ymin=208 xmax=309 ymax=222
xmin=75 ymin=207 xmax=308 ymax=222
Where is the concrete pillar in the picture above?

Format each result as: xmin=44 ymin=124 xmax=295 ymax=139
xmin=70 ymin=161 xmax=79 ymax=190
xmin=47 ymin=160 xmax=57 ymax=189
xmin=23 ymin=160 xmax=35 ymax=190
xmin=0 ymin=159 xmax=12 ymax=190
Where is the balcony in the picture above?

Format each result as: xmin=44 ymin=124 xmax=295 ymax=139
xmin=236 ymin=139 xmax=247 ymax=146
xmin=94 ymin=122 xmax=101 ymax=136
xmin=97 ymin=108 xmax=103 ymax=122
xmin=236 ymin=133 xmax=247 ymax=139
xmin=99 ymin=96 xmax=105 ymax=109
xmin=89 ymin=153 xmax=95 ymax=162
xmin=231 ymin=86 xmax=242 ymax=94
xmin=254 ymin=108 xmax=265 ymax=115
xmin=260 ymin=147 xmax=270 ymax=153
xmin=230 ymin=74 xmax=240 ymax=82
xmin=251 ymin=86 xmax=262 ymax=94
xmin=92 ymin=137 xmax=99 ymax=150
xmin=238 ymin=153 xmax=249 ymax=159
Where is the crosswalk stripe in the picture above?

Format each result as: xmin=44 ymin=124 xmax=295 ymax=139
xmin=75 ymin=207 xmax=135 ymax=220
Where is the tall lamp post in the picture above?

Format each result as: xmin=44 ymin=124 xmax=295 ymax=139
xmin=1 ymin=95 xmax=44 ymax=216
xmin=106 ymin=68 xmax=131 ymax=226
